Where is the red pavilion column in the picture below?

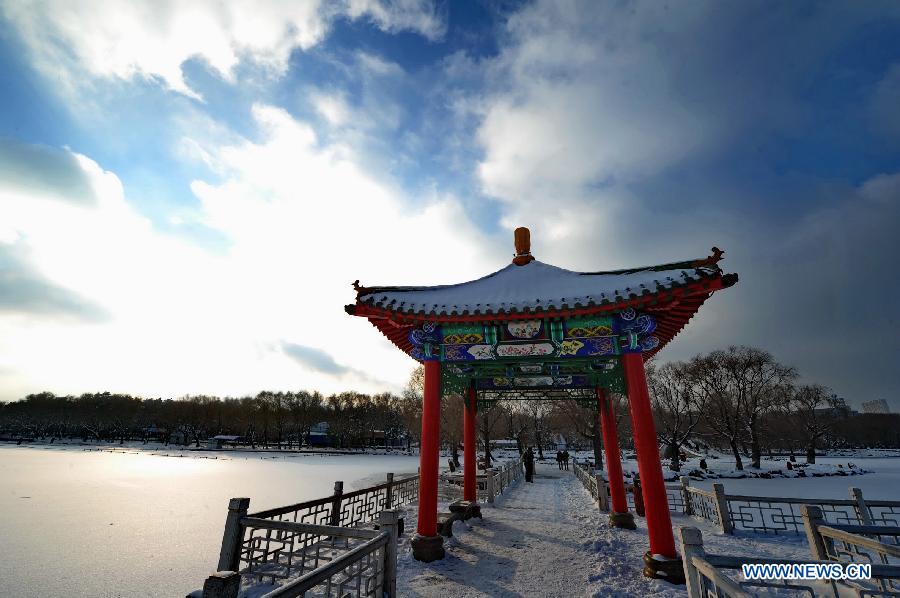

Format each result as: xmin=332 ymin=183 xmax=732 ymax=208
xmin=622 ymin=352 xmax=682 ymax=579
xmin=411 ymin=360 xmax=445 ymax=561
xmin=463 ymin=385 xmax=477 ymax=502
xmin=598 ymin=387 xmax=635 ymax=529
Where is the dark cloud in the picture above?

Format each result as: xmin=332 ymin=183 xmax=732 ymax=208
xmin=466 ymin=0 xmax=900 ymax=408
xmin=281 ymin=342 xmax=351 ymax=376
xmin=0 ymin=244 xmax=109 ymax=321
xmin=0 ymin=138 xmax=97 ymax=204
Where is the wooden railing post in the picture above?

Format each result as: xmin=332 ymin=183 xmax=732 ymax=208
xmin=486 ymin=468 xmax=495 ymax=504
xmin=379 ymin=509 xmax=400 ymax=597
xmin=681 ymin=476 xmax=693 ymax=516
xmin=330 ymin=481 xmax=344 ymax=527
xmin=712 ymin=483 xmax=733 ymax=534
xmin=801 ymin=504 xmax=829 ymax=560
xmin=849 ymin=487 xmax=873 ymax=525
xmin=677 ymin=527 xmax=705 ymax=598
xmin=596 ymin=474 xmax=609 ymax=512
xmin=198 ymin=571 xmax=240 ymax=598
xmin=217 ymin=497 xmax=250 ymax=572
xmin=385 ymin=473 xmax=395 ymax=509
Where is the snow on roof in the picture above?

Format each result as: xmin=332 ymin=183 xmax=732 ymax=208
xmin=356 ymin=259 xmax=721 ymax=317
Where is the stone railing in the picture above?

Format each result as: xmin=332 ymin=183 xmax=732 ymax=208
xmin=479 ymin=456 xmax=525 ymax=504
xmin=680 ymin=479 xmax=900 ymax=535
xmin=678 ymin=515 xmax=900 ymax=598
xmin=803 ymin=504 xmax=900 ymax=594
xmin=191 ymin=472 xmax=417 ymax=598
xmin=573 ymin=461 xmax=900 ymax=537
xmin=572 ymin=460 xmax=682 ymax=514
xmin=441 ymin=456 xmax=525 ymax=504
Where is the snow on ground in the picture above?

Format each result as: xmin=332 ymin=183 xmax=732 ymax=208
xmin=561 ymin=448 xmax=900 ymax=501
xmin=398 ymin=465 xmax=685 ymax=598
xmin=397 ymin=453 xmax=899 ymax=597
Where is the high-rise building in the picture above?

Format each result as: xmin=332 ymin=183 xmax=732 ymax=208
xmin=861 ymin=399 xmax=891 ymax=414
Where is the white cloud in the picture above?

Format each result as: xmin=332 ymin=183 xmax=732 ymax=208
xmin=344 ymin=0 xmax=446 ymax=41
xmin=0 ymin=105 xmax=498 ymax=400
xmin=310 ymin=91 xmax=350 ymax=126
xmin=2 ymin=0 xmax=445 ymax=98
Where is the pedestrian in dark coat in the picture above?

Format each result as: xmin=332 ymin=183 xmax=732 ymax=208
xmin=524 ymin=447 xmax=535 ymax=482
xmin=562 ymin=449 xmax=570 ymax=471
xmin=556 ymin=450 xmax=563 ymax=470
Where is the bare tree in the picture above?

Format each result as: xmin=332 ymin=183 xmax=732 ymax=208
xmin=441 ymin=395 xmax=465 ymax=465
xmin=479 ymin=401 xmax=504 ymax=467
xmin=791 ymin=384 xmax=844 ymax=463
xmin=524 ymin=399 xmax=552 ymax=459
xmin=502 ymin=405 xmax=529 ymax=455
xmin=689 ymin=353 xmax=747 ymax=470
xmin=721 ymin=347 xmax=795 ymax=468
xmin=648 ymin=363 xmax=701 ymax=472
xmin=553 ymin=399 xmax=603 ymax=468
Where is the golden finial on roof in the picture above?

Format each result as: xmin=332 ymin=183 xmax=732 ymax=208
xmin=513 ymin=227 xmax=535 ymax=266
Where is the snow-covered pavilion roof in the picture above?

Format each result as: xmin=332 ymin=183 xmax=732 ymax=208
xmin=346 ymin=230 xmax=737 ymax=361
xmin=351 ymin=255 xmax=732 ymax=318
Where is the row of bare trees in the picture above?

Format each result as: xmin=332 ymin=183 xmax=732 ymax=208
xmin=2 ymin=346 xmax=895 ymax=462
xmin=648 ymin=346 xmax=898 ymax=471
xmin=0 ymin=390 xmax=423 ymax=449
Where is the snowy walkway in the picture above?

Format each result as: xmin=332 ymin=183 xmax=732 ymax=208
xmin=398 ymin=464 xmax=687 ymax=598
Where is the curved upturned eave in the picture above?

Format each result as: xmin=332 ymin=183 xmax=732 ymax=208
xmin=347 ymin=272 xmax=737 ymax=363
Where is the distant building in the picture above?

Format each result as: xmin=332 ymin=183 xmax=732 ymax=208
xmin=489 ymin=439 xmax=519 ymax=450
xmin=861 ymin=399 xmax=891 ymax=414
xmin=207 ymin=435 xmax=242 ymax=449
xmin=307 ymin=422 xmax=335 ymax=447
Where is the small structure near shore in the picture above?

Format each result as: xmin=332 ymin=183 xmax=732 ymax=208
xmin=207 ymin=435 xmax=242 ymax=450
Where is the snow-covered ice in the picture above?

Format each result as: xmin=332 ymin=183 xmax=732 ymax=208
xmin=0 ymin=444 xmax=418 ymax=598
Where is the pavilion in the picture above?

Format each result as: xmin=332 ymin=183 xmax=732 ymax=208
xmin=345 ymin=228 xmax=737 ymax=579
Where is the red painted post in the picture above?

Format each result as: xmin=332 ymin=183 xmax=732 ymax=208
xmin=417 ymin=360 xmax=441 ymax=537
xmin=598 ymin=387 xmax=628 ymax=515
xmin=463 ymin=385 xmax=477 ymax=502
xmin=622 ymin=352 xmax=677 ymax=558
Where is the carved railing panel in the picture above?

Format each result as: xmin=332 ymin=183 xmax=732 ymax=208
xmin=338 ymin=486 xmax=389 ymax=528
xmin=727 ymin=497 xmax=859 ymax=535
xmin=685 ymin=488 xmax=721 ymax=527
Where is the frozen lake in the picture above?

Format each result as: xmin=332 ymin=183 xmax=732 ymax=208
xmin=689 ymin=456 xmax=900 ymax=500
xmin=0 ymin=445 xmax=419 ymax=598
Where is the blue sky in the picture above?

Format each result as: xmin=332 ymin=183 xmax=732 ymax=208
xmin=0 ymin=0 xmax=898 ymax=407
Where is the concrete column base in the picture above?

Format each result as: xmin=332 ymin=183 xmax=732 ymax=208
xmin=411 ymin=534 xmax=445 ymax=562
xmin=608 ymin=511 xmax=637 ymax=530
xmin=449 ymin=500 xmax=482 ymax=520
xmin=642 ymin=551 xmax=685 ymax=584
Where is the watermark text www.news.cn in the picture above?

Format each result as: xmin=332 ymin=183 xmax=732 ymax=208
xmin=742 ymin=563 xmax=871 ymax=581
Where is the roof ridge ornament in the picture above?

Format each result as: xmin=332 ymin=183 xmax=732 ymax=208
xmin=512 ymin=227 xmax=535 ymax=266
xmin=692 ymin=247 xmax=724 ymax=269
xmin=352 ymin=279 xmax=373 ymax=297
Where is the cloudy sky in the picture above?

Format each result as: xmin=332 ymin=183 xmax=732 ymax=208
xmin=0 ymin=1 xmax=898 ymax=408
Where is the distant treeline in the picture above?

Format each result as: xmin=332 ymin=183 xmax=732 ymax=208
xmin=1 ymin=346 xmax=897 ymax=465
xmin=0 ymin=390 xmax=422 ymax=449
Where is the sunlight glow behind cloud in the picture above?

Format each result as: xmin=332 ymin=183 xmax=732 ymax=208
xmin=0 ymin=106 xmax=496 ymax=400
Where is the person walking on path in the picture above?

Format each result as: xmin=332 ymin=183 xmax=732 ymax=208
xmin=562 ymin=449 xmax=570 ymax=471
xmin=524 ymin=447 xmax=535 ymax=482
xmin=556 ymin=450 xmax=563 ymax=470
